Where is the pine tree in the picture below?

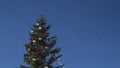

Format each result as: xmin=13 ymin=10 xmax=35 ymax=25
xmin=20 ymin=15 xmax=64 ymax=68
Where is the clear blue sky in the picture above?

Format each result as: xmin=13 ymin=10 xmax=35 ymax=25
xmin=0 ymin=0 xmax=120 ymax=68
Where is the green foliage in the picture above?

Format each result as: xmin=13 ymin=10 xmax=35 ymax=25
xmin=20 ymin=15 xmax=64 ymax=68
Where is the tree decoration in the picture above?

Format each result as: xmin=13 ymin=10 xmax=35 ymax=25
xmin=36 ymin=23 xmax=39 ymax=25
xmin=38 ymin=27 xmax=42 ymax=30
xmin=38 ymin=37 xmax=42 ymax=40
xmin=44 ymin=66 xmax=48 ymax=68
xmin=57 ymin=58 xmax=60 ymax=61
xmin=31 ymin=30 xmax=34 ymax=33
xmin=32 ymin=40 xmax=36 ymax=43
xmin=37 ymin=50 xmax=41 ymax=55
xmin=27 ymin=48 xmax=31 ymax=51
xmin=32 ymin=58 xmax=37 ymax=61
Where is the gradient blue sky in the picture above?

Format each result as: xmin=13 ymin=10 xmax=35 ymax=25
xmin=0 ymin=0 xmax=120 ymax=68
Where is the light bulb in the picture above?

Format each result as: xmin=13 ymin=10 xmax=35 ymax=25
xmin=38 ymin=37 xmax=42 ymax=40
xmin=33 ymin=40 xmax=36 ymax=43
xmin=38 ymin=27 xmax=42 ymax=30
xmin=57 ymin=58 xmax=61 ymax=60
xmin=44 ymin=66 xmax=48 ymax=68
xmin=32 ymin=58 xmax=36 ymax=61
xmin=31 ymin=30 xmax=34 ymax=33
xmin=36 ymin=23 xmax=39 ymax=25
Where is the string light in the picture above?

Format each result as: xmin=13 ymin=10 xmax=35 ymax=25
xmin=32 ymin=58 xmax=36 ymax=61
xmin=38 ymin=37 xmax=42 ymax=40
xmin=44 ymin=66 xmax=48 ymax=68
xmin=32 ymin=40 xmax=36 ymax=43
xmin=31 ymin=30 xmax=34 ymax=33
xmin=38 ymin=27 xmax=42 ymax=30
xmin=36 ymin=23 xmax=39 ymax=25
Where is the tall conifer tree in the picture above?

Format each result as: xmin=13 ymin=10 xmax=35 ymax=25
xmin=20 ymin=15 xmax=64 ymax=68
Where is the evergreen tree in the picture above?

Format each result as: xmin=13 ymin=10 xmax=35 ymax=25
xmin=20 ymin=15 xmax=64 ymax=68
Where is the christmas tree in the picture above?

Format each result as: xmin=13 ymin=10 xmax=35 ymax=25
xmin=20 ymin=15 xmax=64 ymax=68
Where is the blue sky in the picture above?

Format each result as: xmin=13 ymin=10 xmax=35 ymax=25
xmin=0 ymin=0 xmax=120 ymax=68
